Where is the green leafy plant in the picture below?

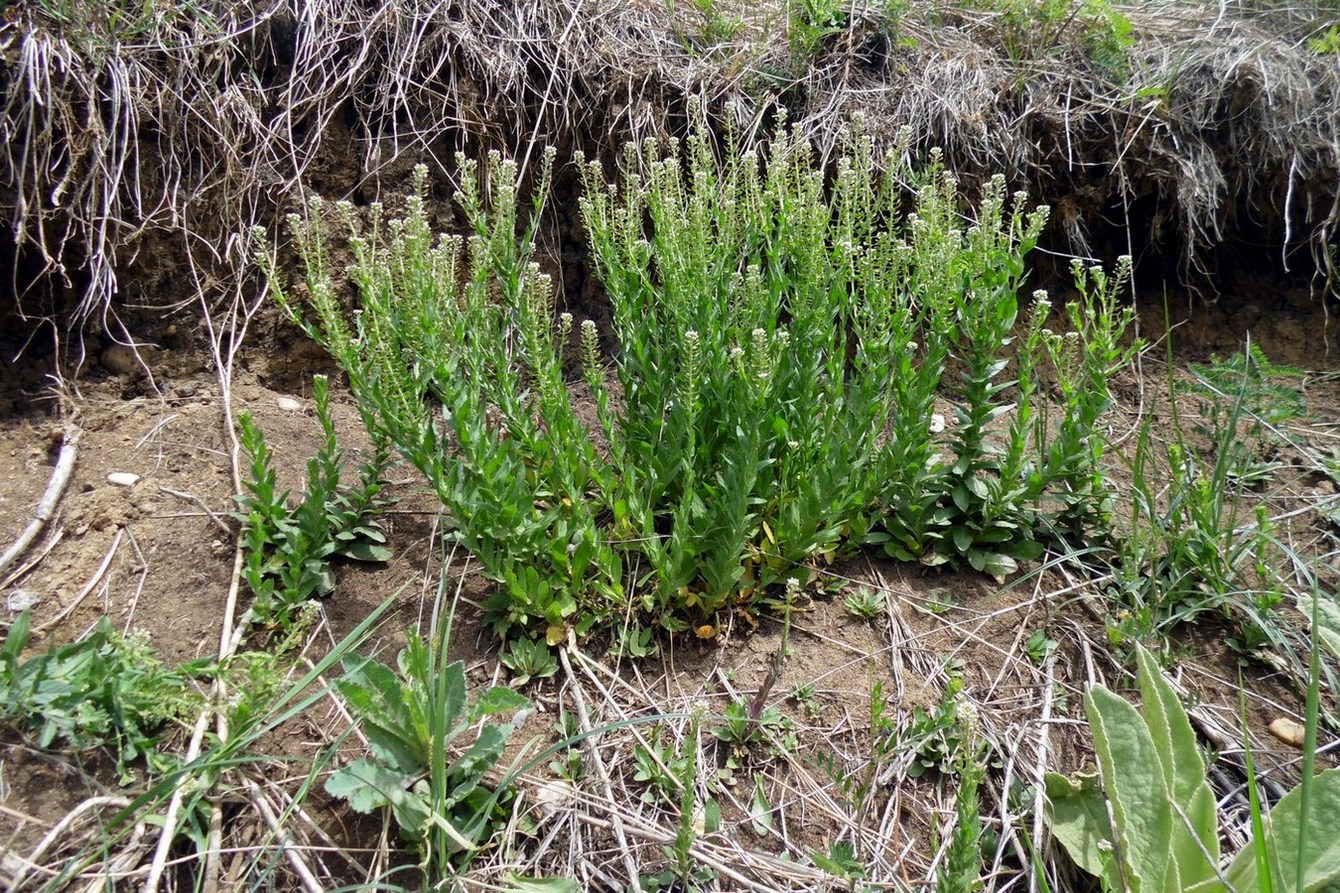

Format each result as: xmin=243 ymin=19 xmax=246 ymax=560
xmin=973 ymin=0 xmax=1135 ymax=78
xmin=844 ymin=586 xmax=887 ymax=620
xmin=234 ymin=374 xmax=393 ymax=631
xmin=1046 ymin=644 xmax=1340 ymax=892
xmin=0 ymin=611 xmax=205 ymax=781
xmin=263 ymin=157 xmax=624 ymax=642
xmin=938 ymin=711 xmax=987 ymax=893
xmin=788 ymin=682 xmax=827 ymax=718
xmin=499 ymin=638 xmax=559 ymax=686
xmin=264 ymin=127 xmax=1135 ymax=640
xmin=811 ymin=840 xmax=868 ymax=886
xmin=903 ymin=674 xmax=972 ymax=779
xmin=632 ymin=732 xmax=693 ymax=805
xmin=1034 ymin=258 xmax=1141 ymax=537
xmin=1184 ymin=342 xmax=1304 ymax=492
xmin=642 ymin=716 xmax=720 ymax=892
xmin=1024 ymin=628 xmax=1059 ymax=665
xmin=686 ymin=0 xmax=742 ymax=46
xmin=1111 ymin=339 xmax=1288 ymax=646
xmin=325 ymin=624 xmax=531 ymax=877
xmin=713 ymin=697 xmax=793 ymax=754
xmin=1307 ymin=22 xmax=1340 ymax=53
xmin=789 ymin=0 xmax=847 ymax=56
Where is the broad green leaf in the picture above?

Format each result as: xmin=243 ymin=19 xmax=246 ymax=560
xmin=976 ymin=550 xmax=1018 ymax=581
xmin=1086 ymin=685 xmax=1171 ymax=892
xmin=325 ymin=758 xmax=416 ymax=813
xmin=1134 ymin=646 xmax=1219 ymax=888
xmin=750 ymin=774 xmax=774 ymax=835
xmin=1044 ymin=771 xmax=1121 ymax=890
xmin=1296 ymin=592 xmax=1340 ymax=662
xmin=450 ymin=723 xmax=509 ymax=787
xmin=469 ymin=685 xmax=531 ymax=722
xmin=337 ymin=541 xmax=393 ymax=562
xmin=1216 ymin=767 xmax=1340 ymax=893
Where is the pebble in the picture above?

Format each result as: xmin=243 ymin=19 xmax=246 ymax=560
xmin=7 ymin=588 xmax=39 ymax=612
xmin=101 ymin=345 xmax=140 ymax=376
xmin=107 ymin=472 xmax=140 ymax=488
xmin=276 ymin=396 xmax=303 ymax=412
xmin=533 ymin=779 xmax=574 ymax=818
xmin=1268 ymin=717 xmax=1306 ymax=748
xmin=929 ymin=413 xmax=946 ymax=434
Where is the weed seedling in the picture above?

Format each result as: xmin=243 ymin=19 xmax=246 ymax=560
xmin=845 ymin=587 xmax=887 ymax=620
xmin=499 ymin=638 xmax=559 ymax=686
xmin=326 ymin=622 xmax=530 ymax=878
xmin=234 ymin=375 xmax=393 ymax=633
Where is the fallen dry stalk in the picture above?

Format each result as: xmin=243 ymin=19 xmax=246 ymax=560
xmin=0 ymin=427 xmax=78 ymax=581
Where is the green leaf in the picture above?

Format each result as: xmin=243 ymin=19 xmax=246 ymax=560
xmin=750 ymin=774 xmax=774 ymax=835
xmin=337 ymin=541 xmax=393 ymax=562
xmin=1214 ymin=768 xmax=1340 ymax=893
xmin=973 ymin=550 xmax=1018 ymax=581
xmin=1086 ymin=685 xmax=1172 ymax=892
xmin=1045 ymin=771 xmax=1121 ymax=889
xmin=470 ymin=685 xmax=531 ymax=722
xmin=325 ymin=759 xmax=416 ymax=814
xmin=1133 ymin=646 xmax=1219 ymax=888
xmin=500 ymin=877 xmax=580 ymax=893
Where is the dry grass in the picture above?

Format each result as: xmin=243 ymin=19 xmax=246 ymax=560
xmin=1 ymin=0 xmax=1337 ymax=343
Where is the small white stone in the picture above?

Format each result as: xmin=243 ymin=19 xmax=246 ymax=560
xmin=276 ymin=396 xmax=303 ymax=412
xmin=928 ymin=413 xmax=946 ymax=434
xmin=7 ymin=588 xmax=39 ymax=612
xmin=107 ymin=472 xmax=140 ymax=488
xmin=533 ymin=779 xmax=574 ymax=818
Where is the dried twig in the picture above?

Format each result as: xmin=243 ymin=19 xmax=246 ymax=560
xmin=0 ymin=427 xmax=78 ymax=581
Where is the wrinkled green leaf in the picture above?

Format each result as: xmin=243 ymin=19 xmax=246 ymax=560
xmin=1086 ymin=685 xmax=1171 ymax=892
xmin=1134 ymin=647 xmax=1219 ymax=888
xmin=1209 ymin=768 xmax=1340 ymax=893
xmin=470 ymin=685 xmax=531 ymax=722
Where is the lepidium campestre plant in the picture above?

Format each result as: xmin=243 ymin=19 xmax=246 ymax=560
xmin=259 ymin=158 xmax=623 ymax=642
xmin=580 ymin=119 xmax=927 ymax=619
xmin=1036 ymin=256 xmax=1141 ymax=537
xmin=233 ymin=374 xmax=393 ymax=633
xmin=262 ymin=125 xmax=1141 ymax=639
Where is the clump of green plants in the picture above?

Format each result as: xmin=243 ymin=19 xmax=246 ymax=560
xmin=641 ymin=715 xmax=721 ymax=892
xmin=687 ymin=0 xmax=742 ymax=46
xmin=1110 ymin=341 xmax=1295 ymax=652
xmin=1185 ymin=342 xmax=1304 ymax=491
xmin=937 ymin=706 xmax=988 ymax=893
xmin=1047 ymin=644 xmax=1340 ymax=892
xmin=234 ymin=374 xmax=393 ymax=632
xmin=499 ymin=638 xmax=559 ymax=686
xmin=326 ymin=623 xmax=531 ymax=876
xmin=0 ymin=611 xmax=205 ymax=781
xmin=844 ymin=586 xmax=887 ymax=620
xmin=1307 ymin=22 xmax=1340 ymax=54
xmin=972 ymin=0 xmax=1135 ymax=78
xmin=261 ymin=123 xmax=1136 ymax=640
xmin=789 ymin=0 xmax=848 ymax=55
